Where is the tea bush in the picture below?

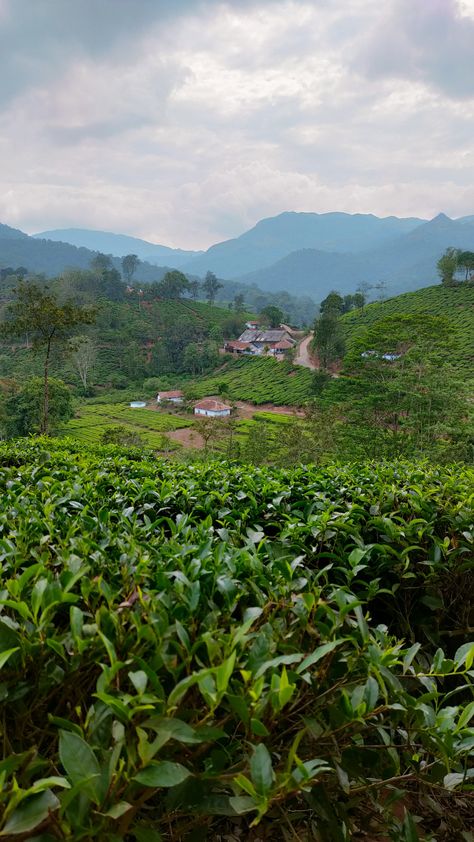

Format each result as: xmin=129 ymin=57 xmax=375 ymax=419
xmin=0 ymin=440 xmax=472 ymax=840
xmin=64 ymin=404 xmax=192 ymax=449
xmin=185 ymin=356 xmax=314 ymax=405
xmin=341 ymin=284 xmax=474 ymax=379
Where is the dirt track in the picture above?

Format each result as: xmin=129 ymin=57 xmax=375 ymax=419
xmin=294 ymin=333 xmax=317 ymax=369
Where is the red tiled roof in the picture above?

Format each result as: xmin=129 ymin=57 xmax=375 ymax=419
xmin=194 ymin=399 xmax=231 ymax=412
xmin=226 ymin=340 xmax=250 ymax=350
xmin=159 ymin=390 xmax=184 ymax=398
xmin=273 ymin=339 xmax=293 ymax=350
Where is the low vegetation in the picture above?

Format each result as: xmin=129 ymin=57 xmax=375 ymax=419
xmin=185 ymin=356 xmax=314 ymax=405
xmin=0 ymin=439 xmax=472 ymax=840
xmin=64 ymin=403 xmax=192 ymax=449
xmin=340 ymin=284 xmax=474 ymax=379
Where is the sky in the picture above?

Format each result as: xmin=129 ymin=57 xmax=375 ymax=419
xmin=1 ymin=0 xmax=474 ymax=249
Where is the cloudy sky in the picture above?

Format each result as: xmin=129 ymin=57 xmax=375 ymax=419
xmin=1 ymin=0 xmax=474 ymax=248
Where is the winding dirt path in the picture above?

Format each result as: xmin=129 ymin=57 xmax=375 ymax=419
xmin=294 ymin=333 xmax=317 ymax=369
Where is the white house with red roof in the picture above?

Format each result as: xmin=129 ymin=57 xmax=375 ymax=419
xmin=157 ymin=390 xmax=184 ymax=404
xmin=194 ymin=398 xmax=231 ymax=417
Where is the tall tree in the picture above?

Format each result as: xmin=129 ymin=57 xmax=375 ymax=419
xmin=457 ymin=250 xmax=474 ymax=281
xmin=69 ymin=335 xmax=97 ymax=393
xmin=158 ymin=270 xmax=190 ymax=299
xmin=313 ymin=310 xmax=345 ymax=370
xmin=2 ymin=282 xmax=95 ymax=434
xmin=202 ymin=271 xmax=223 ymax=305
xmin=121 ymin=254 xmax=140 ymax=285
xmin=90 ymin=253 xmax=113 ymax=273
xmin=260 ymin=304 xmax=284 ymax=327
xmin=189 ymin=279 xmax=200 ymax=300
xmin=320 ymin=291 xmax=344 ymax=315
xmin=233 ymin=292 xmax=245 ymax=312
xmin=312 ymin=292 xmax=345 ymax=371
xmin=4 ymin=377 xmax=73 ymax=438
xmin=437 ymin=248 xmax=460 ymax=286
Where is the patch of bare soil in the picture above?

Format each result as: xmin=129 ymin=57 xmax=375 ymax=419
xmin=234 ymin=401 xmax=304 ymax=419
xmin=167 ymin=427 xmax=204 ymax=449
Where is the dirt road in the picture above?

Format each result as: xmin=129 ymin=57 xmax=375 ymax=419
xmin=294 ymin=333 xmax=317 ymax=369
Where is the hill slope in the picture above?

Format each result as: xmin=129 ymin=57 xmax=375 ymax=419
xmin=340 ymin=283 xmax=474 ymax=376
xmin=0 ymin=227 xmax=174 ymax=281
xmin=35 ymin=228 xmax=201 ymax=267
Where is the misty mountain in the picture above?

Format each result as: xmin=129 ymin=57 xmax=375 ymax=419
xmin=0 ymin=223 xmax=28 ymax=240
xmin=0 ymin=222 xmax=316 ymax=325
xmin=234 ymin=214 xmax=474 ymax=298
xmin=182 ymin=211 xmax=424 ymax=279
xmin=34 ymin=228 xmax=202 ymax=268
xmin=0 ymin=228 xmax=173 ymax=281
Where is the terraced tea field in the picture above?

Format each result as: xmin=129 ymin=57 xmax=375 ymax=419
xmin=185 ymin=356 xmax=314 ymax=405
xmin=64 ymin=402 xmax=192 ymax=448
xmin=341 ymin=283 xmax=474 ymax=377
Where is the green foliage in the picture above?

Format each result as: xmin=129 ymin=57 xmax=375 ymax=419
xmin=186 ymin=356 xmax=314 ymax=405
xmin=2 ymin=281 xmax=95 ymax=432
xmin=0 ymin=274 xmax=255 ymax=390
xmin=156 ymin=269 xmax=190 ymax=299
xmin=437 ymin=247 xmax=461 ymax=285
xmin=0 ymin=440 xmax=471 ymax=838
xmin=4 ymin=377 xmax=73 ymax=437
xmin=121 ymin=254 xmax=140 ymax=284
xmin=340 ymin=284 xmax=474 ymax=380
xmin=259 ymin=304 xmax=284 ymax=327
xmin=100 ymin=425 xmax=145 ymax=447
xmin=64 ymin=402 xmax=191 ymax=449
xmin=202 ymin=270 xmax=223 ymax=304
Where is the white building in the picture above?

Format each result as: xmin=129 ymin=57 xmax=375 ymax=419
xmin=194 ymin=398 xmax=231 ymax=418
xmin=157 ymin=390 xmax=184 ymax=404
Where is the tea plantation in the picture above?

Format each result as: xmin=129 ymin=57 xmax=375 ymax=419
xmin=341 ymin=284 xmax=474 ymax=377
xmin=185 ymin=356 xmax=314 ymax=405
xmin=0 ymin=439 xmax=472 ymax=840
xmin=65 ymin=403 xmax=192 ymax=449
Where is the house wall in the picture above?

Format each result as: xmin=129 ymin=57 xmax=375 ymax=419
xmin=194 ymin=408 xmax=230 ymax=417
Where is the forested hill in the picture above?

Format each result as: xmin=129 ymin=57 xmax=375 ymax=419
xmin=0 ymin=277 xmax=251 ymax=391
xmin=34 ymin=227 xmax=202 ymax=268
xmin=340 ymin=283 xmax=474 ymax=377
xmin=0 ymin=226 xmax=172 ymax=281
xmin=0 ymin=223 xmax=318 ymax=325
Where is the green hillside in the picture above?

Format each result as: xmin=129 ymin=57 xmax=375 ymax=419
xmin=341 ymin=284 xmax=474 ymax=376
xmin=0 ymin=289 xmax=252 ymax=390
xmin=184 ymin=355 xmax=315 ymax=405
xmin=0 ymin=438 xmax=472 ymax=839
xmin=65 ymin=403 xmax=192 ymax=448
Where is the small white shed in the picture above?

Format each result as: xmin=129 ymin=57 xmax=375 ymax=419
xmin=194 ymin=398 xmax=231 ymax=418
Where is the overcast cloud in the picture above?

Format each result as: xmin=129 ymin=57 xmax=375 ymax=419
xmin=1 ymin=0 xmax=473 ymax=248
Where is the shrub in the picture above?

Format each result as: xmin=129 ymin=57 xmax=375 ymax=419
xmin=0 ymin=442 xmax=471 ymax=839
xmin=100 ymin=424 xmax=144 ymax=447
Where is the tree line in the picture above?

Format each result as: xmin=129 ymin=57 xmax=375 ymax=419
xmin=437 ymin=248 xmax=474 ymax=285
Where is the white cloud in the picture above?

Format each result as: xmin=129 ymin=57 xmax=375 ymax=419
xmin=0 ymin=0 xmax=473 ymax=249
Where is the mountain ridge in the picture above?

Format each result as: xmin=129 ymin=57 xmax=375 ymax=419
xmin=181 ymin=210 xmax=426 ymax=278
xmin=232 ymin=213 xmax=474 ymax=298
xmin=34 ymin=228 xmax=202 ymax=268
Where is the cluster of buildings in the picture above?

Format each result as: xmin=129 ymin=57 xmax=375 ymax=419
xmin=151 ymin=321 xmax=298 ymax=418
xmin=224 ymin=321 xmax=296 ymax=357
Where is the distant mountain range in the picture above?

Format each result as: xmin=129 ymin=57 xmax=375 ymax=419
xmin=2 ymin=211 xmax=474 ymax=302
xmin=34 ymin=228 xmax=202 ymax=268
xmin=181 ymin=211 xmax=424 ymax=278
xmin=234 ymin=213 xmax=474 ymax=297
